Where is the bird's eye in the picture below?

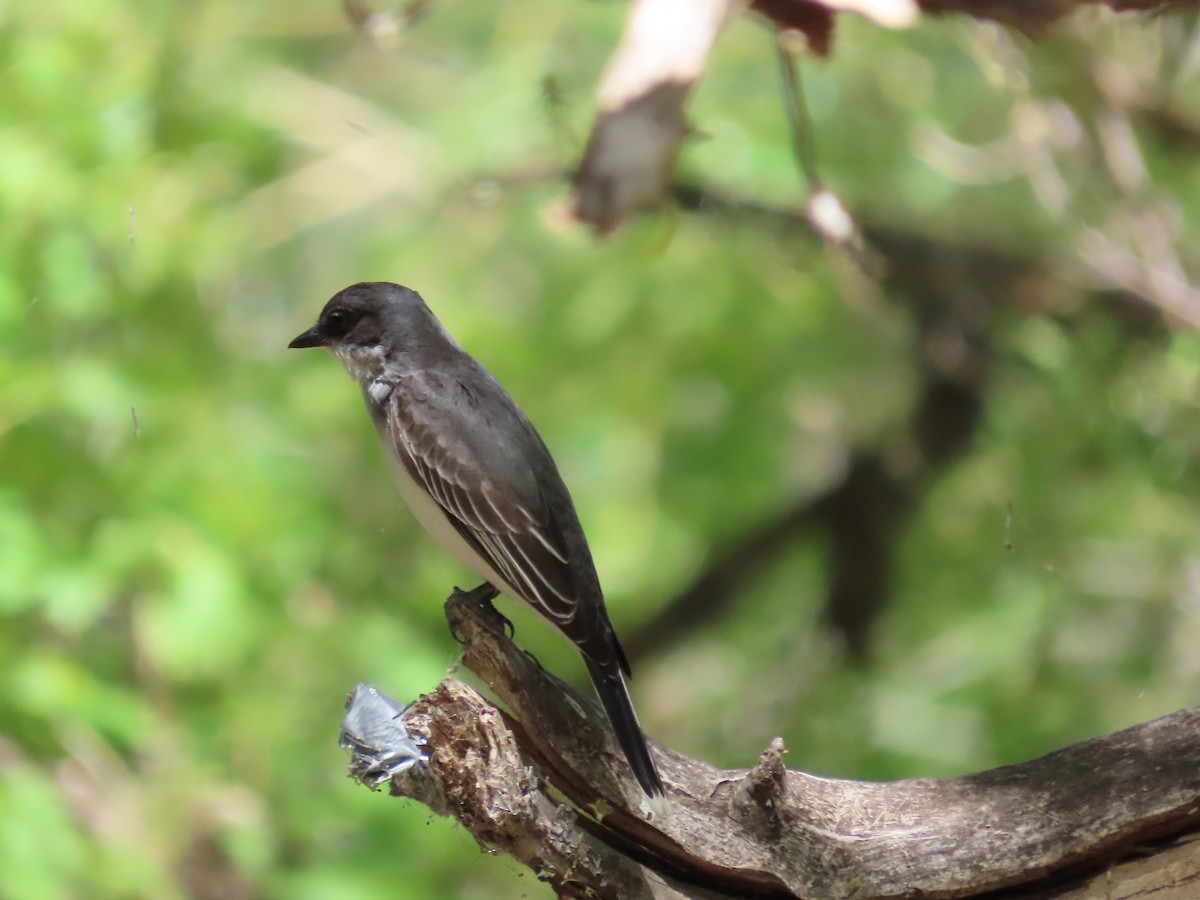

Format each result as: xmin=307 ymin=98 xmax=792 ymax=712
xmin=324 ymin=308 xmax=354 ymax=338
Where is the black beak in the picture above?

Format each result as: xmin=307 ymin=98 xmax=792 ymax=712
xmin=288 ymin=327 xmax=324 ymax=349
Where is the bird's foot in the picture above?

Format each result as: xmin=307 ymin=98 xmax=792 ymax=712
xmin=451 ymin=583 xmax=514 ymax=639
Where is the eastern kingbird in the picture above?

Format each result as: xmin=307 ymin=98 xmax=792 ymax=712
xmin=290 ymin=282 xmax=664 ymax=798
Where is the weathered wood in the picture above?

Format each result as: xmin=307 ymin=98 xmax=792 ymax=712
xmin=353 ymin=589 xmax=1200 ymax=899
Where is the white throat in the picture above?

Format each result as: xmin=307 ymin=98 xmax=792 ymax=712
xmin=331 ymin=343 xmax=387 ymax=384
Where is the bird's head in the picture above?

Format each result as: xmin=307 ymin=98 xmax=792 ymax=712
xmin=289 ymin=282 xmax=434 ymax=382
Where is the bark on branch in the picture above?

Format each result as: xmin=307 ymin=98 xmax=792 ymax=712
xmin=343 ymin=588 xmax=1200 ymax=899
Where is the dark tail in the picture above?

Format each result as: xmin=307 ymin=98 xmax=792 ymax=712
xmin=584 ymin=657 xmax=665 ymax=798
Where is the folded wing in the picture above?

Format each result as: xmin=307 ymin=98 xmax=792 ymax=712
xmin=386 ymin=371 xmax=581 ymax=628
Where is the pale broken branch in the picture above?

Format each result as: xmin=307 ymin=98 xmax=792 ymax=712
xmin=569 ymin=0 xmax=1195 ymax=234
xmin=571 ymin=0 xmax=739 ymax=234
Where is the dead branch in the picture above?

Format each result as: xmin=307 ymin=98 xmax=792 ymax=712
xmin=346 ymin=589 xmax=1200 ymax=899
xmin=572 ymin=0 xmax=739 ymax=234
xmin=571 ymin=0 xmax=1198 ymax=234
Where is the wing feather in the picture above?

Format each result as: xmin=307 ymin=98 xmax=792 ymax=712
xmin=386 ymin=372 xmax=580 ymax=625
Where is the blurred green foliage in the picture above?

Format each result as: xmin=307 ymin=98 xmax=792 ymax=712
xmin=1 ymin=1 xmax=1198 ymax=897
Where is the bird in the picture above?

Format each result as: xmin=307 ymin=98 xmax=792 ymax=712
xmin=289 ymin=281 xmax=665 ymax=799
